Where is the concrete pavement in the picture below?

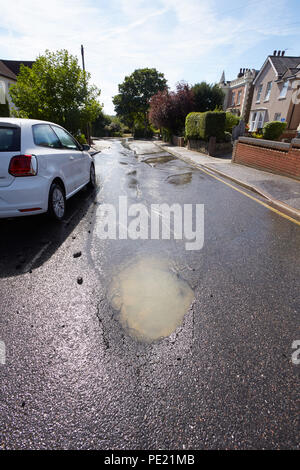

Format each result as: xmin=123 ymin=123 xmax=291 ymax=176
xmin=155 ymin=141 xmax=300 ymax=219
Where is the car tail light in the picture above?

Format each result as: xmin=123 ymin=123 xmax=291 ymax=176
xmin=9 ymin=155 xmax=37 ymax=177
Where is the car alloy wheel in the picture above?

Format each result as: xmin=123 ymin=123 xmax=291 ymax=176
xmin=48 ymin=183 xmax=66 ymax=220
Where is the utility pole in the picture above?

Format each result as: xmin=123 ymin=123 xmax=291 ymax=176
xmin=81 ymin=45 xmax=85 ymax=72
xmin=80 ymin=45 xmax=90 ymax=144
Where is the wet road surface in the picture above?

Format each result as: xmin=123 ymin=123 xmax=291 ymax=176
xmin=0 ymin=139 xmax=299 ymax=449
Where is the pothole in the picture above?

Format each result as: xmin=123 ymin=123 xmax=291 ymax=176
xmin=141 ymin=154 xmax=176 ymax=166
xmin=108 ymin=256 xmax=194 ymax=342
xmin=166 ymin=172 xmax=192 ymax=185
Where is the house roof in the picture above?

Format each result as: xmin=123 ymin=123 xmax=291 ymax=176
xmin=0 ymin=60 xmax=17 ymax=80
xmin=271 ymin=56 xmax=300 ymax=77
xmin=1 ymin=60 xmax=34 ymax=76
xmin=254 ymin=55 xmax=300 ymax=85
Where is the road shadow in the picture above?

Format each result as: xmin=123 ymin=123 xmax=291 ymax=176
xmin=0 ymin=186 xmax=97 ymax=278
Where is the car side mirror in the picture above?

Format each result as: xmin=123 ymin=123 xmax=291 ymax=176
xmin=81 ymin=144 xmax=90 ymax=151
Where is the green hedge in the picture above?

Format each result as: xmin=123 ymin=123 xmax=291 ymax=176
xmin=225 ymin=112 xmax=240 ymax=133
xmin=262 ymin=121 xmax=287 ymax=141
xmin=133 ymin=125 xmax=154 ymax=139
xmin=185 ymin=111 xmax=226 ymax=142
xmin=161 ymin=127 xmax=172 ymax=142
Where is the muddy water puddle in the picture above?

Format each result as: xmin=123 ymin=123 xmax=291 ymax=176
xmin=108 ymin=257 xmax=194 ymax=342
xmin=166 ymin=172 xmax=192 ymax=185
xmin=141 ymin=154 xmax=176 ymax=166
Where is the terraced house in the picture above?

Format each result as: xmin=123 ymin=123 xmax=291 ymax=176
xmin=0 ymin=60 xmax=34 ymax=113
xmin=219 ymin=68 xmax=258 ymax=123
xmin=249 ymin=51 xmax=300 ymax=134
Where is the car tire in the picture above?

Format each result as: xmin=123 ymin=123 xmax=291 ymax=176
xmin=88 ymin=163 xmax=96 ymax=189
xmin=48 ymin=182 xmax=66 ymax=221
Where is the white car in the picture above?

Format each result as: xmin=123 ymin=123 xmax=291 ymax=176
xmin=0 ymin=118 xmax=96 ymax=220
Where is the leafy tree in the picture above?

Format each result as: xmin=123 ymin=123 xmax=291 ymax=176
xmin=225 ymin=112 xmax=240 ymax=133
xmin=149 ymin=82 xmax=194 ymax=135
xmin=9 ymin=49 xmax=102 ymax=135
xmin=113 ymin=68 xmax=167 ymax=132
xmin=92 ymin=113 xmax=125 ymax=137
xmin=149 ymin=89 xmax=172 ymax=130
xmin=192 ymin=82 xmax=224 ymax=113
xmin=92 ymin=112 xmax=111 ymax=137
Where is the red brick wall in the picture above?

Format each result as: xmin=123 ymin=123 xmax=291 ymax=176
xmin=172 ymin=135 xmax=185 ymax=147
xmin=233 ymin=139 xmax=300 ymax=180
xmin=227 ymin=85 xmax=244 ymax=112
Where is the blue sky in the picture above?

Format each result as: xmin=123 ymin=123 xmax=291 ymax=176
xmin=1 ymin=0 xmax=300 ymax=114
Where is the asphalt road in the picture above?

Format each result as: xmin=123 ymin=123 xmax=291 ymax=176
xmin=0 ymin=139 xmax=299 ymax=450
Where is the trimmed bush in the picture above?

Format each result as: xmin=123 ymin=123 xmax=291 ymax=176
xmin=224 ymin=131 xmax=232 ymax=142
xmin=162 ymin=127 xmax=172 ymax=142
xmin=262 ymin=121 xmax=287 ymax=141
xmin=225 ymin=112 xmax=240 ymax=133
xmin=185 ymin=111 xmax=226 ymax=142
xmin=133 ymin=125 xmax=154 ymax=139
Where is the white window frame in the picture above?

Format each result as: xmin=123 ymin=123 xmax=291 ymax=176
xmin=256 ymin=84 xmax=263 ymax=103
xmin=231 ymin=92 xmax=235 ymax=106
xmin=264 ymin=81 xmax=272 ymax=101
xmin=250 ymin=112 xmax=257 ymax=131
xmin=278 ymin=80 xmax=289 ymax=99
xmin=250 ymin=110 xmax=266 ymax=132
xmin=257 ymin=111 xmax=265 ymax=129
xmin=237 ymin=90 xmax=242 ymax=105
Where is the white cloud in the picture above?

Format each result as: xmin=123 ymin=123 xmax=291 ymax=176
xmin=0 ymin=0 xmax=297 ymax=113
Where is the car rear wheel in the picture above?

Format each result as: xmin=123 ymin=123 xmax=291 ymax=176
xmin=48 ymin=182 xmax=66 ymax=221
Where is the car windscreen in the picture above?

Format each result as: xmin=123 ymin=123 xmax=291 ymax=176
xmin=0 ymin=126 xmax=21 ymax=152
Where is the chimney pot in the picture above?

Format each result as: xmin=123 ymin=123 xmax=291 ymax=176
xmin=278 ymin=50 xmax=281 ymax=56
xmin=273 ymin=50 xmax=277 ymax=56
xmin=282 ymin=50 xmax=285 ymax=56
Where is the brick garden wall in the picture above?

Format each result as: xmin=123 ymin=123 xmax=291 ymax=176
xmin=171 ymin=135 xmax=185 ymax=147
xmin=233 ymin=137 xmax=300 ymax=180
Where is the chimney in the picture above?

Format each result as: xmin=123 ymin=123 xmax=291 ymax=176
xmin=273 ymin=50 xmax=277 ymax=56
xmin=282 ymin=50 xmax=285 ymax=56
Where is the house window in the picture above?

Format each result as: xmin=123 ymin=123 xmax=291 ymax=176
xmin=250 ymin=112 xmax=257 ymax=131
xmin=256 ymin=84 xmax=263 ymax=102
xmin=264 ymin=81 xmax=272 ymax=101
xmin=237 ymin=90 xmax=242 ymax=105
xmin=250 ymin=110 xmax=265 ymax=131
xmin=231 ymin=92 xmax=235 ymax=106
xmin=279 ymin=81 xmax=289 ymax=99
xmin=274 ymin=113 xmax=281 ymax=121
xmin=0 ymin=81 xmax=5 ymax=104
xmin=257 ymin=111 xmax=265 ymax=130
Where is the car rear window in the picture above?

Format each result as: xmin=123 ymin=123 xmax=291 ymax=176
xmin=0 ymin=126 xmax=20 ymax=152
xmin=33 ymin=124 xmax=62 ymax=148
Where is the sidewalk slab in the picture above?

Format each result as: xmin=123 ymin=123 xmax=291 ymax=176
xmin=155 ymin=141 xmax=300 ymax=218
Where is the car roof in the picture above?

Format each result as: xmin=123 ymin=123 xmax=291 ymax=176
xmin=0 ymin=118 xmax=62 ymax=128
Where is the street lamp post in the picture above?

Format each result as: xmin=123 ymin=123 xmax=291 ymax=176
xmin=81 ymin=45 xmax=90 ymax=144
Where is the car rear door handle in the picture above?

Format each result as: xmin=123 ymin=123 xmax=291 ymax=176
xmin=69 ymin=156 xmax=74 ymax=160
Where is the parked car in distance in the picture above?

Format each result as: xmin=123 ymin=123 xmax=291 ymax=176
xmin=0 ymin=118 xmax=96 ymax=220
